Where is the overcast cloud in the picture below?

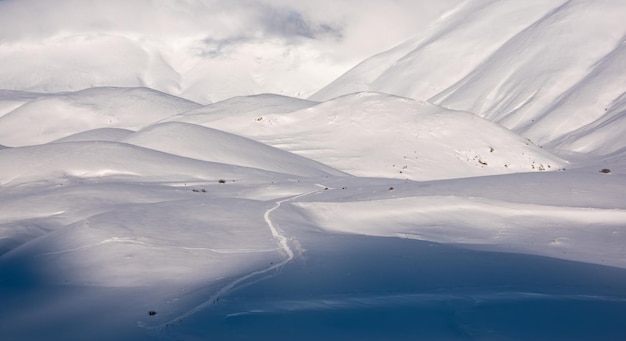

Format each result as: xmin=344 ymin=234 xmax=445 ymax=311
xmin=0 ymin=0 xmax=464 ymax=101
xmin=0 ymin=0 xmax=462 ymax=62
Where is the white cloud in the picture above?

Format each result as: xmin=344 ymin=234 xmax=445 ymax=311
xmin=0 ymin=0 xmax=461 ymax=58
xmin=0 ymin=0 xmax=464 ymax=100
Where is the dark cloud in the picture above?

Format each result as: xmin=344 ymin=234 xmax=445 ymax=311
xmin=258 ymin=6 xmax=342 ymax=40
xmin=190 ymin=2 xmax=343 ymax=58
xmin=198 ymin=36 xmax=249 ymax=57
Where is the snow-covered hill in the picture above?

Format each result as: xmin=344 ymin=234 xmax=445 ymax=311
xmin=172 ymin=92 xmax=565 ymax=180
xmin=1 ymin=1 xmax=625 ymax=340
xmin=0 ymin=87 xmax=200 ymax=147
xmin=312 ymin=0 xmax=626 ymax=156
xmin=122 ymin=122 xmax=347 ymax=177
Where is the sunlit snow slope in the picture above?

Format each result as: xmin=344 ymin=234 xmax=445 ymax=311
xmin=312 ymin=0 xmax=626 ymax=156
xmin=167 ymin=92 xmax=565 ymax=180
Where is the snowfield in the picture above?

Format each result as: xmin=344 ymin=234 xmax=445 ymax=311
xmin=1 ymin=0 xmax=625 ymax=340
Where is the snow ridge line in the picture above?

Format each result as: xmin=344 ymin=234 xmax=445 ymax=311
xmin=153 ymin=185 xmax=327 ymax=331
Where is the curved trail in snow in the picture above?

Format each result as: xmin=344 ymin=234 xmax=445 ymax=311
xmin=154 ymin=185 xmax=327 ymax=331
xmin=263 ymin=195 xmax=296 ymax=265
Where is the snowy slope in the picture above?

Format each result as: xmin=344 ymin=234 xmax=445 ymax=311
xmin=0 ymin=87 xmax=200 ymax=147
xmin=0 ymin=141 xmax=290 ymax=186
xmin=1 ymin=1 xmax=625 ymax=340
xmin=290 ymin=170 xmax=626 ymax=268
xmin=1 ymin=196 xmax=285 ymax=287
xmin=432 ymin=0 xmax=626 ymax=145
xmin=311 ymin=0 xmax=568 ymax=102
xmin=53 ymin=128 xmax=135 ymax=143
xmin=161 ymin=93 xmax=319 ymax=128
xmin=174 ymin=92 xmax=565 ymax=180
xmin=312 ymin=0 xmax=626 ymax=154
xmin=550 ymin=87 xmax=626 ymax=155
xmin=0 ymin=90 xmax=46 ymax=118
xmin=122 ymin=122 xmax=347 ymax=177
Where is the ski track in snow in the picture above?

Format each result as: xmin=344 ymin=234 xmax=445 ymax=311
xmin=152 ymin=185 xmax=328 ymax=333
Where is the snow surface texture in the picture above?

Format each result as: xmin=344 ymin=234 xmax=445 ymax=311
xmin=1 ymin=1 xmax=626 ymax=340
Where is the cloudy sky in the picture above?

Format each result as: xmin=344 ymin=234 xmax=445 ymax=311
xmin=0 ymin=0 xmax=462 ymax=101
xmin=0 ymin=0 xmax=460 ymax=58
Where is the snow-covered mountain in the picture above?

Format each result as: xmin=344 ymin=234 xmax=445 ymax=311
xmin=1 ymin=1 xmax=625 ymax=340
xmin=312 ymin=0 xmax=626 ymax=156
